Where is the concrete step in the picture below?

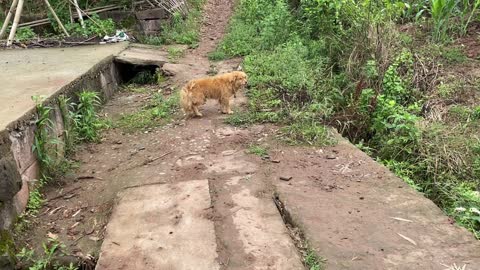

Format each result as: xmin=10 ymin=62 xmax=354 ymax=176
xmin=95 ymin=180 xmax=220 ymax=270
xmin=273 ymin=139 xmax=480 ymax=270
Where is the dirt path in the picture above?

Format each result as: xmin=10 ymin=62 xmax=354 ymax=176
xmin=18 ymin=0 xmax=480 ymax=269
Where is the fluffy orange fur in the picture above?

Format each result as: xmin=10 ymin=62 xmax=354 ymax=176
xmin=180 ymin=71 xmax=248 ymax=117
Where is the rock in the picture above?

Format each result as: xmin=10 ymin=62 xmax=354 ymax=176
xmin=162 ymin=63 xmax=187 ymax=76
xmin=279 ymin=176 xmax=292 ymax=181
xmin=0 ymin=157 xmax=22 ymax=202
xmin=271 ymin=159 xmax=281 ymax=163
xmin=326 ymin=154 xmax=337 ymax=160
xmin=222 ymin=150 xmax=236 ymax=156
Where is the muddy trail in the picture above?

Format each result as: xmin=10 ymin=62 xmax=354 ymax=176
xmin=16 ymin=0 xmax=480 ymax=269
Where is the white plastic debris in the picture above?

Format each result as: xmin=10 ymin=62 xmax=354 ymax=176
xmin=102 ymin=30 xmax=130 ymax=43
xmin=470 ymin=207 xmax=480 ymax=215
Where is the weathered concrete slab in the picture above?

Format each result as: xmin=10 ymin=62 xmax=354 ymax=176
xmin=225 ymin=176 xmax=303 ymax=269
xmin=0 ymin=43 xmax=128 ymax=131
xmin=274 ymin=138 xmax=480 ymax=270
xmin=95 ymin=180 xmax=220 ymax=270
xmin=115 ymin=44 xmax=169 ymax=66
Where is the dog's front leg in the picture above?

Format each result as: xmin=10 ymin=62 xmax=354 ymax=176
xmin=193 ymin=106 xmax=203 ymax=117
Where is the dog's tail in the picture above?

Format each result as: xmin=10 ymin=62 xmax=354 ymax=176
xmin=180 ymin=81 xmax=195 ymax=115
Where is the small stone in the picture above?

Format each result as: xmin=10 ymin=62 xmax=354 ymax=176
xmin=279 ymin=176 xmax=292 ymax=181
xmin=271 ymin=159 xmax=281 ymax=163
xmin=326 ymin=154 xmax=336 ymax=160
xmin=359 ymin=196 xmax=365 ymax=200
xmin=222 ymin=150 xmax=236 ymax=156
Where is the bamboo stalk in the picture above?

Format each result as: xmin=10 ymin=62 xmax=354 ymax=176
xmin=145 ymin=0 xmax=156 ymax=7
xmin=67 ymin=0 xmax=106 ymax=34
xmin=18 ymin=5 xmax=121 ymax=28
xmin=0 ymin=0 xmax=19 ymax=39
xmin=69 ymin=2 xmax=74 ymax=23
xmin=6 ymin=0 xmax=24 ymax=46
xmin=44 ymin=0 xmax=70 ymax=36
xmin=72 ymin=0 xmax=85 ymax=28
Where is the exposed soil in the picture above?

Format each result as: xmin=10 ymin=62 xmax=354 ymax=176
xmin=15 ymin=0 xmax=480 ymax=269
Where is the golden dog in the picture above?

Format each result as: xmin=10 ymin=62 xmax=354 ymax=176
xmin=180 ymin=71 xmax=248 ymax=117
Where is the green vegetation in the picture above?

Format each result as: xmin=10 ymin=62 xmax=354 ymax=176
xmin=16 ymin=238 xmax=78 ymax=270
xmin=140 ymin=0 xmax=204 ymax=47
xmin=217 ymin=0 xmax=480 ymax=239
xmin=15 ymin=27 xmax=36 ymax=41
xmin=304 ymin=247 xmax=325 ymax=270
xmin=116 ymin=90 xmax=179 ymax=132
xmin=18 ymin=92 xmax=104 ymax=267
xmin=65 ymin=14 xmax=116 ymax=37
xmin=167 ymin=46 xmax=186 ymax=61
xmin=247 ymin=145 xmax=268 ymax=157
xmin=32 ymin=92 xmax=103 ymax=178
xmin=73 ymin=91 xmax=105 ymax=142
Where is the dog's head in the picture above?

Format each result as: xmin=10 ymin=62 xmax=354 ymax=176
xmin=231 ymin=71 xmax=248 ymax=89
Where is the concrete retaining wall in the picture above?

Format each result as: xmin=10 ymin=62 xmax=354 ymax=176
xmin=0 ymin=58 xmax=121 ymax=230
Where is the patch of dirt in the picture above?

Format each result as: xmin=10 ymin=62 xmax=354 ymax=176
xmin=457 ymin=21 xmax=480 ymax=59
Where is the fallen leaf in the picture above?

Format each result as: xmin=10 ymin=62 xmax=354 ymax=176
xmin=47 ymin=232 xmax=58 ymax=240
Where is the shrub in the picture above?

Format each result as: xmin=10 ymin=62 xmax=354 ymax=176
xmin=73 ymin=91 xmax=104 ymax=142
xmin=66 ymin=14 xmax=115 ymax=37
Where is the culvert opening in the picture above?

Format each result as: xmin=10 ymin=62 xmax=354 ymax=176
xmin=115 ymin=61 xmax=162 ymax=85
xmin=273 ymin=192 xmax=326 ymax=269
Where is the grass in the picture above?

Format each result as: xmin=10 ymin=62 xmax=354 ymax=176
xmin=16 ymin=237 xmax=78 ymax=270
xmin=115 ymin=91 xmax=179 ymax=132
xmin=208 ymin=50 xmax=227 ymax=61
xmin=167 ymin=46 xmax=186 ymax=61
xmin=304 ymin=247 xmax=326 ymax=270
xmin=281 ymin=122 xmax=336 ymax=147
xmin=247 ymin=145 xmax=269 ymax=157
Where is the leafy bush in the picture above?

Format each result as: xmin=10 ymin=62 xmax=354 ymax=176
xmin=73 ymin=91 xmax=104 ymax=142
xmin=16 ymin=27 xmax=36 ymax=41
xmin=66 ymin=14 xmax=115 ymax=37
xmin=141 ymin=0 xmax=205 ymax=46
xmin=244 ymin=40 xmax=318 ymax=99
xmin=217 ymin=0 xmax=294 ymax=57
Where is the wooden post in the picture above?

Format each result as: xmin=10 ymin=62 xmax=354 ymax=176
xmin=6 ymin=0 xmax=24 ymax=46
xmin=72 ymin=0 xmax=85 ymax=28
xmin=0 ymin=0 xmax=20 ymax=39
xmin=44 ymin=0 xmax=70 ymax=37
